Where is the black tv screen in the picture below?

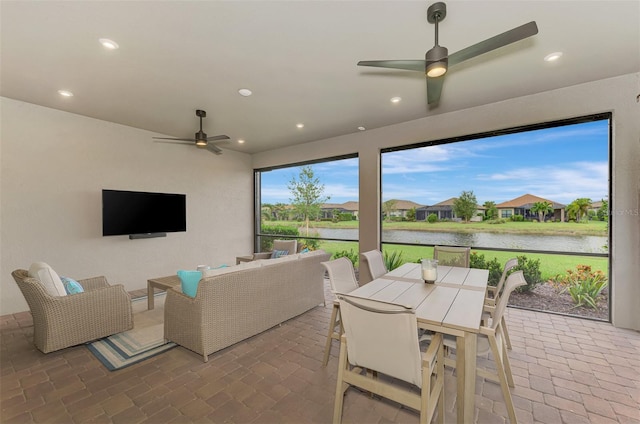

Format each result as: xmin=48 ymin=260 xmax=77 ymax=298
xmin=102 ymin=189 xmax=186 ymax=237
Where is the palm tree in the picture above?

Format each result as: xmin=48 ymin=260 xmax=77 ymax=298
xmin=567 ymin=198 xmax=592 ymax=221
xmin=531 ymin=201 xmax=553 ymax=222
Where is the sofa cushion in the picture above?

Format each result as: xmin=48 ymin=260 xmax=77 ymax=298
xmin=28 ymin=262 xmax=67 ymax=297
xmin=61 ymin=276 xmax=84 ymax=294
xmin=202 ymin=260 xmax=262 ymax=278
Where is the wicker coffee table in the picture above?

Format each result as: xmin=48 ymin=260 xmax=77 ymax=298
xmin=147 ymin=275 xmax=181 ymax=310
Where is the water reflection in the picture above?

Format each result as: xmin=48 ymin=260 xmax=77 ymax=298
xmin=312 ymin=228 xmax=607 ymax=254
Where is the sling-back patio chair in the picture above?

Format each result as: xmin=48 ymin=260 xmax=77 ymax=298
xmin=320 ymin=257 xmax=359 ymax=367
xmin=334 ymin=294 xmax=445 ymax=424
xmin=433 ymin=246 xmax=470 ymax=267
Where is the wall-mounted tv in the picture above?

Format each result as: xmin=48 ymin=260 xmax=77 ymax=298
xmin=102 ymin=189 xmax=186 ymax=238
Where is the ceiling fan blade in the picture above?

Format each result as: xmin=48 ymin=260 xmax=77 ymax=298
xmin=357 ymin=60 xmax=425 ymax=72
xmin=207 ymin=134 xmax=231 ymax=142
xmin=152 ymin=137 xmax=195 ymax=143
xmin=204 ymin=143 xmax=223 ymax=155
xmin=427 ymin=75 xmax=445 ymax=104
xmin=448 ymin=21 xmax=538 ymax=67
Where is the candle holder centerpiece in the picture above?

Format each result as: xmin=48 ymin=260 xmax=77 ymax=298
xmin=421 ymin=259 xmax=438 ymax=284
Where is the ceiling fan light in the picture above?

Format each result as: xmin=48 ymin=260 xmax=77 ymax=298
xmin=425 ymin=45 xmax=448 ymax=78
xmin=427 ymin=62 xmax=447 ymax=77
xmin=195 ymin=139 xmax=207 ymax=146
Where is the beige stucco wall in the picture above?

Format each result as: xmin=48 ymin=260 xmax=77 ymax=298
xmin=253 ymin=73 xmax=640 ymax=331
xmin=0 ymin=98 xmax=254 ymax=315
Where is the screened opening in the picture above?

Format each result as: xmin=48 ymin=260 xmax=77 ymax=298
xmin=254 ymin=155 xmax=359 ymax=263
xmin=380 ymin=113 xmax=611 ymax=321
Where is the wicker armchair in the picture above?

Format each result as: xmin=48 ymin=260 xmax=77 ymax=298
xmin=251 ymin=239 xmax=299 ymax=260
xmin=12 ymin=269 xmax=133 ymax=353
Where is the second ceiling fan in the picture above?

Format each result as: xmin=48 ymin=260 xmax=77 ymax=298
xmin=358 ymin=2 xmax=538 ymax=105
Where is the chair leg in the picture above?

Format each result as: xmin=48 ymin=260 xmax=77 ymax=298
xmin=323 ymin=304 xmax=340 ymax=367
xmin=333 ymin=337 xmax=349 ymax=424
xmin=489 ymin=335 xmax=518 ymax=424
xmin=502 ymin=316 xmax=513 ymax=350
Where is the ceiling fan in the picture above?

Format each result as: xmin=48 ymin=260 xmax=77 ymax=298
xmin=152 ymin=109 xmax=230 ymax=155
xmin=357 ymin=2 xmax=538 ymax=105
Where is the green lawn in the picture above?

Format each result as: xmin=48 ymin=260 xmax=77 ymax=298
xmin=316 ymin=240 xmax=608 ymax=281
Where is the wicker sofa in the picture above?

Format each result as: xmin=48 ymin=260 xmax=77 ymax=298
xmin=164 ymin=250 xmax=331 ymax=362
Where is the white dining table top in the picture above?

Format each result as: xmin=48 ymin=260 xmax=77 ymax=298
xmin=348 ymin=264 xmax=489 ymax=334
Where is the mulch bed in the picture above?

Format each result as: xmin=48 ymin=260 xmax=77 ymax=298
xmin=508 ymin=282 xmax=609 ymax=321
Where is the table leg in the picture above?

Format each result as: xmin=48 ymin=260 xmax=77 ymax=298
xmin=456 ymin=332 xmax=477 ymax=424
xmin=147 ymin=281 xmax=155 ymax=310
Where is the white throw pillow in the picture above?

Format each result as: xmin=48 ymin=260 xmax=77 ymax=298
xmin=28 ymin=262 xmax=67 ymax=297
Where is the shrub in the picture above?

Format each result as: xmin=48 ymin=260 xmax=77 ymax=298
xmin=338 ymin=213 xmax=354 ymax=221
xmin=469 ymin=253 xmax=504 ymax=287
xmin=427 ymin=213 xmax=438 ymax=223
xmin=383 ymin=250 xmax=404 ymax=271
xmin=487 ymin=218 xmax=508 ymax=224
xmin=512 ymin=255 xmax=543 ymax=292
xmin=332 ymin=248 xmax=358 ymax=265
xmin=550 ymin=265 xmax=608 ymax=309
xmin=510 ymin=214 xmax=524 ymax=222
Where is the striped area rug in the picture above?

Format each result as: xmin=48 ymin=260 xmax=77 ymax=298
xmin=87 ymin=294 xmax=176 ymax=371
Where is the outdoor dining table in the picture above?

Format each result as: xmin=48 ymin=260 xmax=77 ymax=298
xmin=347 ymin=262 xmax=489 ymax=424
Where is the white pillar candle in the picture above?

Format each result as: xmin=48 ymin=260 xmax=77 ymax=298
xmin=422 ymin=268 xmax=437 ymax=282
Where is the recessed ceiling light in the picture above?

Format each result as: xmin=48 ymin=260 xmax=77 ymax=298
xmin=57 ymin=90 xmax=74 ymax=97
xmin=544 ymin=52 xmax=563 ymax=62
xmin=99 ymin=38 xmax=119 ymax=50
xmin=238 ymin=88 xmax=252 ymax=97
xmin=238 ymin=139 xmax=245 ymax=144
xmin=358 ymin=126 xmax=366 ymax=131
xmin=390 ymin=96 xmax=402 ymax=103
xmin=296 ymin=123 xmax=304 ymax=129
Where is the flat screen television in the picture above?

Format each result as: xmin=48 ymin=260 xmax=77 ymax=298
xmin=102 ymin=189 xmax=186 ymax=238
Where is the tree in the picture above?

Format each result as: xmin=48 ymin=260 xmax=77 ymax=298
xmin=382 ymin=199 xmax=397 ymax=222
xmin=272 ymin=203 xmax=288 ymax=221
xmin=261 ymin=203 xmax=273 ymax=221
xmin=453 ymin=191 xmax=478 ymax=222
xmin=531 ymin=201 xmax=553 ymax=222
xmin=288 ymin=166 xmax=329 ymax=235
xmin=567 ymin=197 xmax=592 ymax=222
xmin=483 ymin=201 xmax=498 ymax=220
xmin=406 ymin=207 xmax=416 ymax=222
xmin=597 ymin=199 xmax=609 ymax=222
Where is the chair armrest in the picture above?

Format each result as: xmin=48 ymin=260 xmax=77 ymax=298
xmin=55 ymin=284 xmax=131 ymax=309
xmin=78 ymin=276 xmax=110 ymax=291
xmin=486 ymin=286 xmax=497 ymax=296
xmin=42 ymin=285 xmax=132 ymax=334
xmin=252 ymin=252 xmax=273 ymax=260
xmin=422 ymin=333 xmax=443 ymax=368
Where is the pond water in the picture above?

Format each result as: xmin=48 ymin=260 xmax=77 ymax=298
xmin=310 ymin=228 xmax=608 ymax=254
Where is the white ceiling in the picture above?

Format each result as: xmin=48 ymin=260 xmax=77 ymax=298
xmin=1 ymin=1 xmax=639 ymax=154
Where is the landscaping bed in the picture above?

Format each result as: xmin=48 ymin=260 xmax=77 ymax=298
xmin=509 ymin=282 xmax=609 ymax=321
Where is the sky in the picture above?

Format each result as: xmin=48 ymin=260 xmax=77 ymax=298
xmin=259 ymin=119 xmax=609 ymax=207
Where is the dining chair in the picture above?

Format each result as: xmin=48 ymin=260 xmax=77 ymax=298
xmin=360 ymin=249 xmax=388 ymax=284
xmin=483 ymin=257 xmax=519 ymax=349
xmin=321 ymin=257 xmax=360 ymax=367
xmin=433 ymin=245 xmax=470 ymax=267
xmin=333 ymin=294 xmax=444 ymax=424
xmin=422 ymin=270 xmax=527 ymax=424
